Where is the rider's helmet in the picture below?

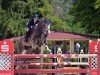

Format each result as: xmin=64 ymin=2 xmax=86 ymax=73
xmin=33 ymin=14 xmax=39 ymax=19
xmin=31 ymin=13 xmax=40 ymax=23
xmin=32 ymin=12 xmax=43 ymax=23
xmin=32 ymin=12 xmax=43 ymax=19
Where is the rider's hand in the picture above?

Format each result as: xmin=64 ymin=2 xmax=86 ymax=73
xmin=31 ymin=26 xmax=33 ymax=28
xmin=26 ymin=28 xmax=29 ymax=31
xmin=36 ymin=24 xmax=38 ymax=26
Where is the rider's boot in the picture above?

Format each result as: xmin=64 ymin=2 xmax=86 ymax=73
xmin=25 ymin=32 xmax=29 ymax=42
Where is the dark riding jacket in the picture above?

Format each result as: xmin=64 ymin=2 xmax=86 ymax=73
xmin=26 ymin=18 xmax=40 ymax=32
xmin=27 ymin=19 xmax=39 ymax=29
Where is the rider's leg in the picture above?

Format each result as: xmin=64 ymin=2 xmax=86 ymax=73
xmin=25 ymin=27 xmax=29 ymax=42
xmin=25 ymin=31 xmax=30 ymax=42
xmin=25 ymin=32 xmax=28 ymax=42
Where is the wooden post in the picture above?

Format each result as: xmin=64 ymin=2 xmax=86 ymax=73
xmin=80 ymin=49 xmax=84 ymax=62
xmin=41 ymin=44 xmax=45 ymax=69
xmin=70 ymin=39 xmax=74 ymax=54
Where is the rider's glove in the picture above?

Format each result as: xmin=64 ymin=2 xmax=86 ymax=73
xmin=36 ymin=24 xmax=38 ymax=26
xmin=26 ymin=28 xmax=29 ymax=31
xmin=31 ymin=26 xmax=33 ymax=28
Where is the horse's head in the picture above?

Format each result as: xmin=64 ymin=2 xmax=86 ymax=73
xmin=40 ymin=18 xmax=51 ymax=36
xmin=44 ymin=18 xmax=51 ymax=34
xmin=28 ymin=18 xmax=51 ymax=47
xmin=33 ymin=18 xmax=51 ymax=46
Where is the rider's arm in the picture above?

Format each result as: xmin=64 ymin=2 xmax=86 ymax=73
xmin=26 ymin=16 xmax=33 ymax=27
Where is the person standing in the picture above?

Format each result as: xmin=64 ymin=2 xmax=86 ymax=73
xmin=75 ymin=42 xmax=81 ymax=54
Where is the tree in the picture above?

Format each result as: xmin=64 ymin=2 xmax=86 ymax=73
xmin=1 ymin=0 xmax=53 ymax=39
xmin=0 ymin=0 xmax=99 ymax=39
xmin=95 ymin=0 xmax=100 ymax=9
xmin=70 ymin=0 xmax=100 ymax=36
xmin=0 ymin=0 xmax=73 ymax=39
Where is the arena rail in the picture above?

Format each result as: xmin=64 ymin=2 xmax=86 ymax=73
xmin=14 ymin=54 xmax=97 ymax=58
xmin=14 ymin=39 xmax=100 ymax=75
xmin=15 ymin=68 xmax=89 ymax=73
xmin=15 ymin=62 xmax=89 ymax=66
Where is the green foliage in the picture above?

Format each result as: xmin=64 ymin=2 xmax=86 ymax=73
xmin=50 ymin=16 xmax=67 ymax=31
xmin=0 ymin=0 xmax=99 ymax=39
xmin=95 ymin=0 xmax=100 ymax=9
xmin=38 ymin=0 xmax=52 ymax=16
xmin=0 ymin=0 xmax=37 ymax=39
xmin=71 ymin=0 xmax=100 ymax=36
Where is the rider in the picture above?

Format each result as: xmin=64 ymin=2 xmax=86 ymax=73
xmin=25 ymin=12 xmax=43 ymax=42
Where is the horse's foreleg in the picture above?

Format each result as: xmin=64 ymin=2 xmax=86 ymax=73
xmin=21 ymin=50 xmax=27 ymax=54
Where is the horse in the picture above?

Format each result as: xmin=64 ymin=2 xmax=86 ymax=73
xmin=17 ymin=18 xmax=51 ymax=54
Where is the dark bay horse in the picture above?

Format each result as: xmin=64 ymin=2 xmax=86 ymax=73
xmin=17 ymin=18 xmax=51 ymax=54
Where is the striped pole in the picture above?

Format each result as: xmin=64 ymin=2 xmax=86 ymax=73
xmin=15 ymin=62 xmax=89 ymax=66
xmin=15 ymin=69 xmax=89 ymax=74
xmin=15 ymin=54 xmax=97 ymax=58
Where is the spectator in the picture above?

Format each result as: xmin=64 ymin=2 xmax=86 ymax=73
xmin=75 ymin=42 xmax=81 ymax=54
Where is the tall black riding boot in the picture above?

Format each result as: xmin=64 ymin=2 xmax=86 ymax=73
xmin=25 ymin=32 xmax=29 ymax=42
